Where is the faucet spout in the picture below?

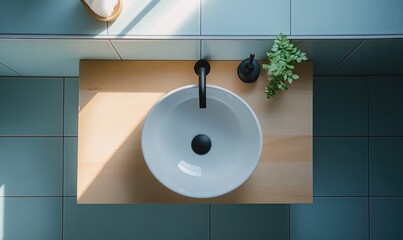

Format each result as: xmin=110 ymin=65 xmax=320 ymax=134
xmin=194 ymin=60 xmax=210 ymax=108
xmin=198 ymin=67 xmax=206 ymax=108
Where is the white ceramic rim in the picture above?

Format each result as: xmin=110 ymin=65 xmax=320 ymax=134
xmin=141 ymin=84 xmax=263 ymax=198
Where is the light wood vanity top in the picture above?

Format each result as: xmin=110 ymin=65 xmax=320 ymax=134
xmin=78 ymin=60 xmax=312 ymax=204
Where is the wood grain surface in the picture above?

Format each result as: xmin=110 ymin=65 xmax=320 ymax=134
xmin=78 ymin=60 xmax=313 ymax=203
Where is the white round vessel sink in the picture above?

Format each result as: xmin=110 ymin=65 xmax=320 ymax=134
xmin=141 ymin=85 xmax=262 ymax=198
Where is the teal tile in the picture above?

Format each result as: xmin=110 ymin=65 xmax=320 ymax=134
xmin=370 ymin=77 xmax=403 ymax=136
xmin=111 ymin=40 xmax=200 ymax=60
xmin=290 ymin=198 xmax=368 ymax=240
xmin=371 ymin=197 xmax=403 ymax=240
xmin=333 ymin=40 xmax=403 ymax=75
xmin=0 ymin=138 xmax=62 ymax=196
xmin=0 ymin=78 xmax=63 ymax=136
xmin=200 ymin=39 xmax=359 ymax=73
xmin=63 ymin=197 xmax=208 ymax=240
xmin=314 ymin=77 xmax=368 ymax=136
xmin=0 ymin=0 xmax=106 ymax=35
xmin=0 ymin=40 xmax=120 ymax=76
xmin=108 ymin=0 xmax=200 ymax=36
xmin=202 ymin=40 xmax=272 ymax=60
xmin=0 ymin=63 xmax=19 ymax=76
xmin=293 ymin=40 xmax=362 ymax=75
xmin=211 ymin=204 xmax=289 ymax=240
xmin=64 ymin=138 xmax=77 ymax=196
xmin=201 ymin=0 xmax=289 ymax=35
xmin=64 ymin=78 xmax=78 ymax=136
xmin=314 ymin=137 xmax=368 ymax=196
xmin=0 ymin=197 xmax=62 ymax=240
xmin=370 ymin=138 xmax=403 ymax=196
xmin=292 ymin=0 xmax=403 ymax=35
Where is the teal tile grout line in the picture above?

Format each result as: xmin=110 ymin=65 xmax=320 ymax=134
xmin=313 ymin=136 xmax=403 ymax=138
xmin=109 ymin=40 xmax=123 ymax=60
xmin=0 ymin=76 xmax=73 ymax=79
xmin=315 ymin=74 xmax=403 ymax=77
xmin=367 ymin=77 xmax=371 ymax=240
xmin=0 ymin=136 xmax=76 ymax=138
xmin=62 ymin=77 xmax=65 ymax=240
xmin=327 ymin=40 xmax=365 ymax=75
xmin=200 ymin=40 xmax=202 ymax=59
xmin=367 ymin=77 xmax=371 ymax=138
xmin=2 ymin=34 xmax=403 ymax=39
xmin=0 ymin=196 xmax=66 ymax=198
xmin=199 ymin=0 xmax=202 ymax=59
xmin=0 ymin=62 xmax=22 ymax=76
xmin=209 ymin=204 xmax=212 ymax=240
xmin=288 ymin=204 xmax=291 ymax=240
xmin=289 ymin=0 xmax=292 ymax=35
xmin=199 ymin=0 xmax=202 ymax=36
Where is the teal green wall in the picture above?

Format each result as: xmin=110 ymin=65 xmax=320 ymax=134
xmin=1 ymin=0 xmax=403 ymax=36
xmin=1 ymin=74 xmax=403 ymax=240
xmin=1 ymin=0 xmax=403 ymax=239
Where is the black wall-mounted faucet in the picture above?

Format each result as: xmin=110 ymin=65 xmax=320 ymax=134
xmin=194 ymin=60 xmax=210 ymax=108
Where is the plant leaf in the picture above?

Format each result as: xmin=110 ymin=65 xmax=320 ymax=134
xmin=264 ymin=33 xmax=308 ymax=99
xmin=287 ymin=78 xmax=294 ymax=84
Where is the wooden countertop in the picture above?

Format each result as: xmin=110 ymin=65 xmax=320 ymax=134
xmin=78 ymin=60 xmax=312 ymax=204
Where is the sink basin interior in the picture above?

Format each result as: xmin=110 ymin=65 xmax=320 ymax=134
xmin=141 ymin=85 xmax=262 ymax=198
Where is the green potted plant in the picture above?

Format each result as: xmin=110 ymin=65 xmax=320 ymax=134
xmin=262 ymin=33 xmax=308 ymax=98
